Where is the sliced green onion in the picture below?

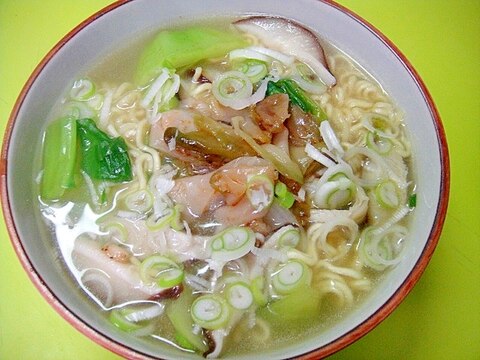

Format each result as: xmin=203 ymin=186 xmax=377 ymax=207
xmin=167 ymin=290 xmax=208 ymax=352
xmin=225 ymin=281 xmax=254 ymax=310
xmin=274 ymin=182 xmax=296 ymax=209
xmin=87 ymin=93 xmax=104 ymax=111
xmin=313 ymin=176 xmax=356 ymax=209
xmin=320 ymin=120 xmax=344 ymax=155
xmin=278 ymin=228 xmax=301 ymax=248
xmin=110 ymin=309 xmax=146 ymax=332
xmin=146 ymin=208 xmax=175 ymax=230
xmin=210 ymin=226 xmax=256 ymax=262
xmin=40 ymin=116 xmax=77 ymax=200
xmin=375 ymin=180 xmax=400 ymax=209
xmin=266 ymin=225 xmax=301 ymax=249
xmin=292 ymin=62 xmax=327 ymax=95
xmin=359 ymin=228 xmax=393 ymax=271
xmin=212 ymin=70 xmax=253 ymax=109
xmin=229 ymin=48 xmax=271 ymax=63
xmin=236 ymin=60 xmax=268 ymax=84
xmin=248 ymin=46 xmax=294 ymax=66
xmin=169 ymin=205 xmax=184 ymax=231
xmin=70 ymin=78 xmax=96 ymax=101
xmin=61 ymin=101 xmax=96 ymax=120
xmin=358 ymin=225 xmax=407 ymax=271
xmin=246 ymin=175 xmax=274 ymax=212
xmin=125 ymin=189 xmax=153 ymax=214
xmin=366 ymin=131 xmax=393 ymax=155
xmin=100 ymin=221 xmax=128 ymax=243
xmin=141 ymin=69 xmax=180 ymax=110
xmin=109 ymin=303 xmax=163 ymax=332
xmin=191 ymin=294 xmax=231 ymax=330
xmin=140 ymin=255 xmax=184 ymax=288
xmin=328 ymin=172 xmax=348 ymax=181
xmin=146 ymin=205 xmax=183 ymax=231
xmin=361 ymin=113 xmax=395 ymax=139
xmin=251 ymin=276 xmax=268 ymax=307
xmin=408 ymin=193 xmax=417 ymax=208
xmin=272 ymin=259 xmax=312 ymax=295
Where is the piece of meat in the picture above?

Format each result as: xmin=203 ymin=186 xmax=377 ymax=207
xmin=253 ymin=93 xmax=290 ymax=134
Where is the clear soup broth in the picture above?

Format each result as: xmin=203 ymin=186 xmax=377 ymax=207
xmin=36 ymin=16 xmax=415 ymax=358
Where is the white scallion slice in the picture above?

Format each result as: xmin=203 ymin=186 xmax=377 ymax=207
xmin=278 ymin=228 xmax=301 ymax=248
xmin=358 ymin=225 xmax=408 ymax=271
xmin=229 ymin=48 xmax=271 ymax=63
xmin=225 ymin=281 xmax=254 ymax=310
xmin=272 ymin=259 xmax=312 ymax=295
xmin=361 ymin=113 xmax=395 ymax=139
xmin=248 ymin=46 xmax=295 ymax=66
xmin=70 ymin=78 xmax=96 ymax=101
xmin=246 ymin=174 xmax=274 ymax=212
xmin=212 ymin=70 xmax=252 ymax=103
xmin=169 ymin=205 xmax=184 ymax=231
xmin=146 ymin=205 xmax=183 ymax=231
xmin=86 ymin=93 xmax=104 ymax=111
xmin=61 ymin=101 xmax=95 ymax=119
xmin=191 ymin=295 xmax=231 ymax=330
xmin=236 ymin=60 xmax=268 ymax=84
xmin=375 ymin=180 xmax=400 ymax=208
xmin=141 ymin=69 xmax=170 ymax=107
xmin=125 ymin=189 xmax=154 ymax=214
xmin=264 ymin=225 xmax=301 ymax=249
xmin=100 ymin=221 xmax=128 ymax=243
xmin=251 ymin=276 xmax=268 ymax=306
xmin=124 ymin=304 xmax=165 ymax=323
xmin=305 ymin=142 xmax=336 ymax=168
xmin=320 ymin=121 xmax=344 ymax=155
xmin=146 ymin=208 xmax=174 ymax=230
xmin=140 ymin=255 xmax=184 ymax=288
xmin=212 ymin=70 xmax=270 ymax=110
xmin=366 ymin=131 xmax=393 ymax=155
xmin=210 ymin=227 xmax=256 ymax=262
xmin=313 ymin=175 xmax=356 ymax=209
xmin=109 ymin=303 xmax=164 ymax=333
xmin=291 ymin=62 xmax=327 ymax=95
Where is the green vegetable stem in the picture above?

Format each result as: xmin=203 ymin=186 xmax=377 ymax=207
xmin=40 ymin=116 xmax=77 ymax=200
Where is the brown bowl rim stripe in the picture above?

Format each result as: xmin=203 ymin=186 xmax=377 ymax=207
xmin=0 ymin=1 xmax=450 ymax=359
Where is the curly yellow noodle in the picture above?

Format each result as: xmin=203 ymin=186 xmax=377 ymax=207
xmin=318 ymin=53 xmax=410 ymax=156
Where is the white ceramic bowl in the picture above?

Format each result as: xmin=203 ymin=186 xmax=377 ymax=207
xmin=0 ymin=1 xmax=449 ymax=359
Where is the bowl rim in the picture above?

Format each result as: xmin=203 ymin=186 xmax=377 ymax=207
xmin=0 ymin=0 xmax=450 ymax=359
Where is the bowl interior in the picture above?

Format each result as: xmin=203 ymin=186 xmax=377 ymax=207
xmin=5 ymin=0 xmax=445 ymax=359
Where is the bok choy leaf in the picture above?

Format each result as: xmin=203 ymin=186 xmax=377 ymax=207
xmin=76 ymin=118 xmax=132 ymax=182
xmin=136 ymin=26 xmax=248 ymax=84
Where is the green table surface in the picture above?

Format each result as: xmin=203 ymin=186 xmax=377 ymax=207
xmin=0 ymin=1 xmax=479 ymax=359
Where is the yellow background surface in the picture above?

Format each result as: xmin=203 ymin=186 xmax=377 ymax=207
xmin=0 ymin=1 xmax=479 ymax=359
